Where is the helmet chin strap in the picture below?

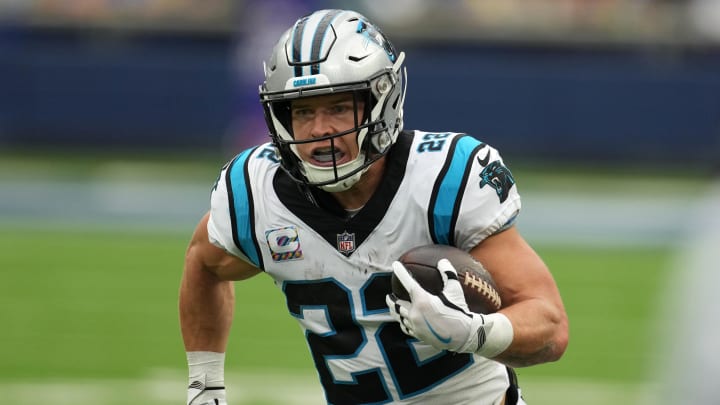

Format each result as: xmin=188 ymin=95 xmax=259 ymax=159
xmin=302 ymin=150 xmax=369 ymax=192
xmin=317 ymin=169 xmax=367 ymax=192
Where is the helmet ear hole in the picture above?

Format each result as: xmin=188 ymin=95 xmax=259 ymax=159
xmin=391 ymin=93 xmax=400 ymax=110
xmin=270 ymin=101 xmax=292 ymax=137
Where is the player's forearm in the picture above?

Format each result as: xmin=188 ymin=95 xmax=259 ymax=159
xmin=493 ymin=299 xmax=568 ymax=368
xmin=179 ymin=258 xmax=235 ymax=352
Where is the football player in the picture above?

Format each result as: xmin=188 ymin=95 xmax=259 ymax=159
xmin=180 ymin=9 xmax=568 ymax=405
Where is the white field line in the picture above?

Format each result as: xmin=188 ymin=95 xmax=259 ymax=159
xmin=2 ymin=370 xmax=661 ymax=405
xmin=646 ymin=181 xmax=720 ymax=404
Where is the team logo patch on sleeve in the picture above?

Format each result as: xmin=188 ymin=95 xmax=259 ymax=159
xmin=478 ymin=160 xmax=516 ymax=203
xmin=337 ymin=231 xmax=356 ymax=255
xmin=266 ymin=226 xmax=304 ymax=262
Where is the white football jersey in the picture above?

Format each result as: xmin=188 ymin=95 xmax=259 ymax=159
xmin=208 ymin=131 xmax=522 ymax=404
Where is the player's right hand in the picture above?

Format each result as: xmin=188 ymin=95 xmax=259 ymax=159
xmin=387 ymin=259 xmax=514 ymax=358
xmin=387 ymin=259 xmax=485 ymax=353
xmin=187 ymin=384 xmax=227 ymax=405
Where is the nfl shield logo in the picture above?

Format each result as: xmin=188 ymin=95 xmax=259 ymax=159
xmin=337 ymin=231 xmax=356 ymax=255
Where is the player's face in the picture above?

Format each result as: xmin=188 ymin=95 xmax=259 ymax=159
xmin=290 ymin=93 xmax=365 ymax=167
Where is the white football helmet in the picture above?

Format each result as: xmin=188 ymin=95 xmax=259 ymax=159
xmin=260 ymin=9 xmax=406 ymax=192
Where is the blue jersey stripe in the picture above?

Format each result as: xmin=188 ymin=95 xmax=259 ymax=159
xmin=227 ymin=148 xmax=261 ymax=267
xmin=430 ymin=136 xmax=484 ymax=245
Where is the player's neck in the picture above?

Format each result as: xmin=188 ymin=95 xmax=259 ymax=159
xmin=331 ymin=158 xmax=386 ymax=210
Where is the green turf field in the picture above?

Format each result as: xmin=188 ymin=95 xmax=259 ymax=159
xmin=0 ymin=227 xmax=673 ymax=404
xmin=2 ymin=153 xmax=702 ymax=404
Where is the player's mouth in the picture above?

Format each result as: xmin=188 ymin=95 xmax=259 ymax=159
xmin=310 ymin=147 xmax=348 ymax=167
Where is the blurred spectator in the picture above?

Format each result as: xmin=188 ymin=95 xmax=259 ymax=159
xmin=224 ymin=0 xmax=325 ymax=152
xmin=352 ymin=0 xmax=432 ymax=27
xmin=688 ymin=0 xmax=720 ymax=40
xmin=7 ymin=0 xmax=235 ymax=27
xmin=0 ymin=0 xmax=31 ymax=20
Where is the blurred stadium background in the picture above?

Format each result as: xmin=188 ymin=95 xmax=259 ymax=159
xmin=1 ymin=1 xmax=718 ymax=404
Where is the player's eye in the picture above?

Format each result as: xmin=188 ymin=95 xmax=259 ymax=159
xmin=292 ymin=108 xmax=315 ymax=121
xmin=331 ymin=104 xmax=348 ymax=113
xmin=329 ymin=102 xmax=355 ymax=116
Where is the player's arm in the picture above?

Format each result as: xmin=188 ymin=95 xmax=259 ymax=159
xmin=180 ymin=211 xmax=260 ymax=350
xmin=387 ymin=226 xmax=568 ymax=368
xmin=470 ymin=226 xmax=569 ymax=367
xmin=179 ymin=211 xmax=261 ymax=404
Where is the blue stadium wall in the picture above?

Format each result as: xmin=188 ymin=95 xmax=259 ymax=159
xmin=1 ymin=26 xmax=719 ymax=167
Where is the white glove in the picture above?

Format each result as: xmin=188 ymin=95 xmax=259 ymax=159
xmin=187 ymin=384 xmax=227 ymax=405
xmin=386 ymin=258 xmax=513 ymax=357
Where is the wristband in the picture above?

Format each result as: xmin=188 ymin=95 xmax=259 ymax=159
xmin=187 ymin=351 xmax=225 ymax=387
xmin=476 ymin=313 xmax=514 ymax=358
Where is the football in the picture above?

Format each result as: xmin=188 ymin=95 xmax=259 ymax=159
xmin=391 ymin=244 xmax=502 ymax=314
